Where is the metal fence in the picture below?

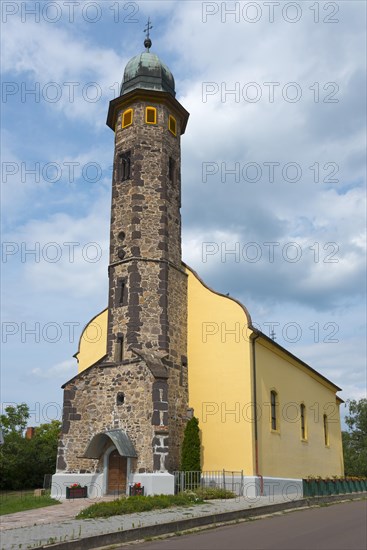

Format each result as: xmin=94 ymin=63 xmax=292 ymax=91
xmin=43 ymin=474 xmax=52 ymax=490
xmin=173 ymin=470 xmax=244 ymax=496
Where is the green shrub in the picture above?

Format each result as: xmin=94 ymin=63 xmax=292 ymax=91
xmin=180 ymin=417 xmax=201 ymax=473
xmin=192 ymin=487 xmax=236 ymax=500
xmin=77 ymin=493 xmax=204 ymax=519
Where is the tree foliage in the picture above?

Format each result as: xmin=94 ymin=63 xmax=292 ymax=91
xmin=180 ymin=416 xmax=201 ymax=472
xmin=0 ymin=403 xmax=29 ymax=435
xmin=342 ymin=398 xmax=367 ymax=477
xmin=0 ymin=403 xmax=61 ymax=489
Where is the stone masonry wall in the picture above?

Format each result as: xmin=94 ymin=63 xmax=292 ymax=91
xmin=57 ymin=360 xmax=155 ymax=473
xmin=107 ymin=100 xmax=183 ymax=363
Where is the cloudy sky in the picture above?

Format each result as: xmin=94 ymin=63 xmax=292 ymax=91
xmin=1 ymin=0 xmax=366 ymax=427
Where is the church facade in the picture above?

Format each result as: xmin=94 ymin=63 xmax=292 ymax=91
xmin=51 ymin=37 xmax=344 ymax=499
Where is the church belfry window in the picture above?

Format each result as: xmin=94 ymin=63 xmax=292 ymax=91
xmin=119 ymin=151 xmax=131 ymax=182
xmin=270 ymin=390 xmax=278 ymax=431
xmin=122 ymin=108 xmax=133 ymax=128
xmin=146 ymin=106 xmax=157 ymax=124
xmin=168 ymin=115 xmax=177 ymax=136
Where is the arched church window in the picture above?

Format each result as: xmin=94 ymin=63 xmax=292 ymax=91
xmin=168 ymin=115 xmax=177 ymax=136
xmin=323 ymin=414 xmax=329 ymax=446
xmin=270 ymin=390 xmax=278 ymax=431
xmin=119 ymin=151 xmax=131 ymax=181
xmin=145 ymin=106 xmax=157 ymax=124
xmin=300 ymin=403 xmax=307 ymax=440
xmin=122 ymin=108 xmax=133 ymax=128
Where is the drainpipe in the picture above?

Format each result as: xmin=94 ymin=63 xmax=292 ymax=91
xmin=251 ymin=332 xmax=263 ymax=496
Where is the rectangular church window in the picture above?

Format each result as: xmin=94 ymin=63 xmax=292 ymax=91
xmin=119 ymin=151 xmax=131 ymax=181
xmin=122 ymin=108 xmax=133 ymax=128
xmin=180 ymin=358 xmax=187 ymax=386
xmin=169 ymin=157 xmax=175 ymax=183
xmin=118 ymin=278 xmax=127 ymax=305
xmin=146 ymin=106 xmax=157 ymax=124
xmin=115 ymin=335 xmax=124 ymax=363
xmin=168 ymin=115 xmax=177 ymax=136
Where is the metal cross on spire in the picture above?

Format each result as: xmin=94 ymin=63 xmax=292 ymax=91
xmin=144 ymin=18 xmax=153 ymax=52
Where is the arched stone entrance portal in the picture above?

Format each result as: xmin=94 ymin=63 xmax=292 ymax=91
xmin=82 ymin=429 xmax=137 ymax=495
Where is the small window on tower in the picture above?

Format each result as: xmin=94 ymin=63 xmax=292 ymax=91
xmin=119 ymin=151 xmax=131 ymax=182
xmin=115 ymin=336 xmax=124 ymax=363
xmin=122 ymin=109 xmax=133 ymax=128
xmin=168 ymin=115 xmax=177 ymax=136
xmin=146 ymin=107 xmax=157 ymax=124
xmin=118 ymin=278 xmax=127 ymax=305
xmin=116 ymin=392 xmax=125 ymax=405
xmin=169 ymin=157 xmax=175 ymax=183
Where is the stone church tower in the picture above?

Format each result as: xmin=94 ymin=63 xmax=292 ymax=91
xmin=53 ymin=33 xmax=190 ymax=496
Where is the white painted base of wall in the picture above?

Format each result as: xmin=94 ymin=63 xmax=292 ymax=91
xmin=51 ymin=473 xmax=301 ymax=500
xmin=129 ymin=473 xmax=175 ymax=496
xmin=51 ymin=473 xmax=104 ymax=500
xmin=243 ymin=476 xmax=303 ymax=499
xmin=200 ymin=474 xmax=303 ymax=499
xmin=51 ymin=472 xmax=175 ymax=499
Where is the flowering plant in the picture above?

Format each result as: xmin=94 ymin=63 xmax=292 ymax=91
xmin=69 ymin=483 xmax=82 ymax=488
xmin=132 ymin=482 xmax=141 ymax=489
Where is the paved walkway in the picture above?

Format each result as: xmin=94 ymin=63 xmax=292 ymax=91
xmin=0 ymin=494 xmax=301 ymax=549
xmin=0 ymin=496 xmax=116 ymax=531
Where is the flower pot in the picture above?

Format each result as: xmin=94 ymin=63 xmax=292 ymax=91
xmin=129 ymin=486 xmax=144 ymax=496
xmin=66 ymin=486 xmax=88 ymax=499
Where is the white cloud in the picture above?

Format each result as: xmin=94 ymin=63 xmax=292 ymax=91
xmin=1 ymin=1 xmax=365 ymax=409
xmin=2 ymin=17 xmax=124 ymax=124
xmin=31 ymin=359 xmax=76 ymax=379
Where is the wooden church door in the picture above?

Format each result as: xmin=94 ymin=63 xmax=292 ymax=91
xmin=107 ymin=450 xmax=127 ymax=494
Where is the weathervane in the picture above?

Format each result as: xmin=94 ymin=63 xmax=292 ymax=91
xmin=144 ymin=17 xmax=153 ymax=52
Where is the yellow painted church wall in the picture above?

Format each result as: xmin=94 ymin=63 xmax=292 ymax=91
xmin=75 ymin=309 xmax=108 ymax=373
xmin=185 ymin=266 xmax=255 ymax=475
xmin=254 ymin=339 xmax=344 ymax=478
xmin=74 ymin=270 xmax=344 ymax=479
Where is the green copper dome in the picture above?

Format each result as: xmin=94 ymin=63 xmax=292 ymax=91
xmin=120 ymin=50 xmax=176 ymax=97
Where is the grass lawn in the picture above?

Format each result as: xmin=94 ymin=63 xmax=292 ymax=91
xmin=0 ymin=490 xmax=60 ymax=515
